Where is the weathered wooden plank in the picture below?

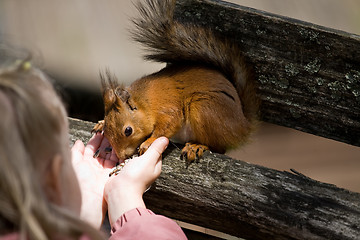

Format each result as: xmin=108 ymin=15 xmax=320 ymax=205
xmin=69 ymin=118 xmax=360 ymax=240
xmin=174 ymin=0 xmax=360 ymax=147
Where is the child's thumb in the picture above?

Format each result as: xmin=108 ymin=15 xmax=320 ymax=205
xmin=142 ymin=137 xmax=169 ymax=164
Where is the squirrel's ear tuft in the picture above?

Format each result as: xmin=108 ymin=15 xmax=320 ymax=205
xmin=99 ymin=69 xmax=119 ymax=93
xmin=103 ymin=88 xmax=116 ymax=113
xmin=100 ymin=69 xmax=125 ymax=113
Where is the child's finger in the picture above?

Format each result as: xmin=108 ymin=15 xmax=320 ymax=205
xmin=85 ymin=133 xmax=104 ymax=157
xmin=72 ymin=140 xmax=85 ymax=154
xmin=153 ymin=155 xmax=162 ymax=176
xmin=109 ymin=150 xmax=119 ymax=162
xmin=71 ymin=140 xmax=85 ymax=164
xmin=141 ymin=137 xmax=169 ymax=165
xmin=98 ymin=137 xmax=111 ymax=159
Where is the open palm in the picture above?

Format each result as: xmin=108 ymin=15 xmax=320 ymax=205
xmin=71 ymin=133 xmax=119 ymax=228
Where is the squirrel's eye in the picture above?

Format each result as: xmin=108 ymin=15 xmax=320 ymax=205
xmin=124 ymin=126 xmax=133 ymax=137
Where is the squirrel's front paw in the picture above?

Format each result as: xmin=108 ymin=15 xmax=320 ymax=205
xmin=92 ymin=120 xmax=105 ymax=134
xmin=181 ymin=143 xmax=209 ymax=166
xmin=139 ymin=137 xmax=157 ymax=155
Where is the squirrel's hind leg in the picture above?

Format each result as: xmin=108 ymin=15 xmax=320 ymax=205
xmin=185 ymin=90 xmax=249 ymax=154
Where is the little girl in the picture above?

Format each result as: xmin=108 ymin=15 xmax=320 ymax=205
xmin=0 ymin=60 xmax=187 ymax=240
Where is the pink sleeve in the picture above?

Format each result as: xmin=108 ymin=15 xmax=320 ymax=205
xmin=109 ymin=208 xmax=187 ymax=240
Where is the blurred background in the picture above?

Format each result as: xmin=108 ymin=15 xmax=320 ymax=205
xmin=0 ymin=0 xmax=359 ymax=193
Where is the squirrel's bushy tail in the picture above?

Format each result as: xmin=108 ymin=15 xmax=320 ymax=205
xmin=131 ymin=0 xmax=259 ymax=123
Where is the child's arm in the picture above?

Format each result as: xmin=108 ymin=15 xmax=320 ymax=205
xmin=110 ymin=208 xmax=187 ymax=240
xmin=105 ymin=137 xmax=167 ymax=224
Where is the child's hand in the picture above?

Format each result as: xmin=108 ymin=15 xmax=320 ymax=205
xmin=71 ymin=133 xmax=118 ymax=228
xmin=104 ymin=137 xmax=169 ymax=226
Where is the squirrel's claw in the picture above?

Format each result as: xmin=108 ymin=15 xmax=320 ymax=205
xmin=181 ymin=143 xmax=209 ymax=166
xmin=92 ymin=120 xmax=105 ymax=134
xmin=139 ymin=137 xmax=157 ymax=156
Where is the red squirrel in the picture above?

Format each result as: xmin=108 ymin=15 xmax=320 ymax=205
xmin=93 ymin=0 xmax=260 ymax=163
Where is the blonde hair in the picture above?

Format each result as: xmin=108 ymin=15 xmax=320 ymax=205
xmin=0 ymin=61 xmax=104 ymax=240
